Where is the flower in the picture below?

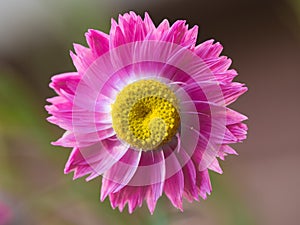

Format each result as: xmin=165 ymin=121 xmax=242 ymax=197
xmin=46 ymin=11 xmax=248 ymax=214
xmin=0 ymin=201 xmax=12 ymax=225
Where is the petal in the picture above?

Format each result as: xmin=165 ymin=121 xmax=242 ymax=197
xmin=227 ymin=123 xmax=248 ymax=142
xmin=144 ymin=12 xmax=156 ymax=33
xmin=163 ymin=145 xmax=184 ymax=210
xmin=218 ymin=145 xmax=238 ymax=160
xmin=196 ymin=169 xmax=212 ymax=200
xmin=129 ymin=150 xmax=166 ymax=213
xmin=100 ymin=149 xmax=142 ymax=201
xmin=160 ymin=20 xmax=198 ymax=47
xmin=52 ymin=128 xmax=115 ymax=148
xmin=177 ymin=148 xmax=198 ymax=202
xmin=117 ymin=12 xmax=146 ymax=43
xmin=109 ymin=186 xmax=147 ymax=213
xmin=208 ymin=158 xmax=223 ymax=174
xmin=64 ymin=139 xmax=129 ymax=180
xmin=221 ymin=82 xmax=248 ymax=105
xmin=108 ymin=150 xmax=165 ymax=214
xmin=49 ymin=72 xmax=80 ymax=96
xmin=111 ymin=26 xmax=126 ymax=48
xmin=195 ymin=39 xmax=223 ymax=59
xmin=85 ymin=29 xmax=109 ymax=57
xmin=70 ymin=44 xmax=96 ymax=73
xmin=226 ymin=108 xmax=248 ymax=125
xmin=215 ymin=69 xmax=238 ymax=83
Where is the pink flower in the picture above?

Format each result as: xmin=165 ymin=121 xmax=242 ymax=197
xmin=46 ymin=11 xmax=247 ymax=214
xmin=0 ymin=201 xmax=12 ymax=225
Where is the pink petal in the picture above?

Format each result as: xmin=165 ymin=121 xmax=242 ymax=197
xmin=163 ymin=146 xmax=184 ymax=210
xmin=215 ymin=69 xmax=238 ymax=83
xmin=227 ymin=123 xmax=248 ymax=142
xmin=70 ymin=44 xmax=96 ymax=74
xmin=144 ymin=12 xmax=156 ymax=33
xmin=108 ymin=150 xmax=165 ymax=214
xmin=226 ymin=108 xmax=248 ymax=125
xmin=195 ymin=39 xmax=223 ymax=59
xmin=49 ymin=72 xmax=79 ymax=96
xmin=178 ymin=149 xmax=198 ymax=202
xmin=64 ymin=139 xmax=129 ymax=180
xmin=154 ymin=19 xmax=170 ymax=40
xmin=117 ymin=12 xmax=146 ymax=43
xmin=218 ymin=145 xmax=238 ymax=160
xmin=129 ymin=150 xmax=166 ymax=213
xmin=109 ymin=186 xmax=147 ymax=213
xmin=206 ymin=56 xmax=232 ymax=73
xmin=159 ymin=20 xmax=198 ymax=48
xmin=52 ymin=128 xmax=115 ymax=148
xmin=85 ymin=29 xmax=109 ymax=57
xmin=196 ymin=169 xmax=212 ymax=200
xmin=221 ymin=82 xmax=248 ymax=105
xmin=100 ymin=149 xmax=142 ymax=201
xmin=208 ymin=158 xmax=223 ymax=174
xmin=111 ymin=26 xmax=126 ymax=48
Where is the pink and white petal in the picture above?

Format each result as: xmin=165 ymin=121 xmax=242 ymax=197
xmin=164 ymin=171 xmax=184 ymax=210
xmin=163 ymin=146 xmax=184 ymax=210
xmin=109 ymin=183 xmax=163 ymax=214
xmin=52 ymin=128 xmax=115 ymax=148
xmin=161 ymin=20 xmax=191 ymax=47
xmin=144 ymin=12 xmax=156 ymax=33
xmin=162 ymin=20 xmax=198 ymax=48
xmin=70 ymin=44 xmax=97 ymax=74
xmin=208 ymin=158 xmax=223 ymax=174
xmin=218 ymin=145 xmax=238 ymax=160
xmin=64 ymin=147 xmax=96 ymax=179
xmin=139 ymin=151 xmax=166 ymax=213
xmin=227 ymin=123 xmax=248 ymax=142
xmin=226 ymin=108 xmax=248 ymax=125
xmin=195 ymin=39 xmax=223 ymax=59
xmin=183 ymin=25 xmax=198 ymax=48
xmin=205 ymin=56 xmax=232 ymax=73
xmin=153 ymin=19 xmax=170 ymax=40
xmin=110 ymin=25 xmax=126 ymax=48
xmin=187 ymin=81 xmax=247 ymax=106
xmin=47 ymin=106 xmax=112 ymax=133
xmin=214 ymin=69 xmax=238 ymax=83
xmin=117 ymin=12 xmax=146 ymax=43
xmin=108 ymin=150 xmax=166 ymax=214
xmin=179 ymin=149 xmax=198 ymax=202
xmin=196 ymin=169 xmax=212 ymax=200
xmin=85 ymin=29 xmax=109 ymax=57
xmin=85 ymin=139 xmax=130 ymax=181
xmin=128 ymin=150 xmax=166 ymax=198
xmin=109 ymin=186 xmax=147 ymax=213
xmin=142 ymin=151 xmax=166 ymax=214
xmin=49 ymin=72 xmax=80 ymax=96
xmin=222 ymin=127 xmax=239 ymax=144
xmin=221 ymin=82 xmax=248 ymax=105
xmin=100 ymin=149 xmax=142 ymax=201
xmin=64 ymin=139 xmax=129 ymax=180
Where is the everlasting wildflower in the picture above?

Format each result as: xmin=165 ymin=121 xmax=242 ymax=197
xmin=46 ymin=12 xmax=247 ymax=213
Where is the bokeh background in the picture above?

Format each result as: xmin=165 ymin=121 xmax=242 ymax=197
xmin=1 ymin=0 xmax=300 ymax=225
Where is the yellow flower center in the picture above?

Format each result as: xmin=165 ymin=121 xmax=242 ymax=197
xmin=111 ymin=79 xmax=180 ymax=151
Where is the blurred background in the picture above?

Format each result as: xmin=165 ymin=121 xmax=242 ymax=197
xmin=0 ymin=0 xmax=300 ymax=224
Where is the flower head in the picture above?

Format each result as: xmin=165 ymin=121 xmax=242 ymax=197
xmin=46 ymin=11 xmax=248 ymax=214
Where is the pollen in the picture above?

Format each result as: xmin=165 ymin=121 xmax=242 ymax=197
xmin=111 ymin=79 xmax=180 ymax=151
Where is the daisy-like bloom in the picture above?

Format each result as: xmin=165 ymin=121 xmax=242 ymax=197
xmin=46 ymin=12 xmax=247 ymax=214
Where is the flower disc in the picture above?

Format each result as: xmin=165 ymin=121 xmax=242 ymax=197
xmin=111 ymin=79 xmax=180 ymax=150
